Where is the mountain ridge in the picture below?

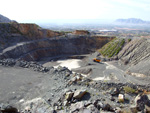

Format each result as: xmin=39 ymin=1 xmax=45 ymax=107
xmin=114 ymin=18 xmax=150 ymax=25
xmin=0 ymin=14 xmax=12 ymax=23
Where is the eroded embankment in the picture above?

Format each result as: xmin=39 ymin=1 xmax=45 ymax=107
xmin=118 ymin=38 xmax=150 ymax=76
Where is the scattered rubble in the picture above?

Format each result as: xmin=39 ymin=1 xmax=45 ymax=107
xmin=0 ymin=58 xmax=51 ymax=73
xmin=0 ymin=104 xmax=18 ymax=113
xmin=0 ymin=57 xmax=150 ymax=113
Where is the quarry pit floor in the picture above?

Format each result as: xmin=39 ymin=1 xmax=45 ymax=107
xmin=39 ymin=52 xmax=150 ymax=84
xmin=0 ymin=52 xmax=150 ymax=109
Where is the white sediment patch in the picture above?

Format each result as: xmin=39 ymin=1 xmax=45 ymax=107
xmin=56 ymin=59 xmax=81 ymax=70
xmin=19 ymin=99 xmax=25 ymax=103
xmin=81 ymin=74 xmax=88 ymax=77
xmin=23 ymin=97 xmax=42 ymax=105
xmin=93 ymin=76 xmax=110 ymax=81
xmin=93 ymin=62 xmax=119 ymax=81
xmin=92 ymin=62 xmax=112 ymax=81
xmin=105 ymin=62 xmax=116 ymax=69
xmin=21 ymin=97 xmax=45 ymax=111
xmin=131 ymin=73 xmax=146 ymax=77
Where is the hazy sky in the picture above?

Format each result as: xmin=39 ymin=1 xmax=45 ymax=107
xmin=1 ymin=0 xmax=150 ymax=23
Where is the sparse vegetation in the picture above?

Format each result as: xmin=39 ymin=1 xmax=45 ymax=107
xmin=128 ymin=38 xmax=132 ymax=42
xmin=123 ymin=86 xmax=136 ymax=94
xmin=118 ymin=99 xmax=124 ymax=103
xmin=59 ymin=31 xmax=72 ymax=34
xmin=99 ymin=38 xmax=125 ymax=57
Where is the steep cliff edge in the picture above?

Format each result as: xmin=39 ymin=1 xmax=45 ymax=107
xmin=0 ymin=23 xmax=63 ymax=51
xmin=0 ymin=35 xmax=114 ymax=61
xmin=11 ymin=23 xmax=63 ymax=38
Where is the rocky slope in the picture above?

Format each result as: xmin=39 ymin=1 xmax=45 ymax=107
xmin=99 ymin=38 xmax=126 ymax=58
xmin=98 ymin=37 xmax=150 ymax=76
xmin=118 ymin=38 xmax=150 ymax=76
xmin=0 ymin=14 xmax=12 ymax=23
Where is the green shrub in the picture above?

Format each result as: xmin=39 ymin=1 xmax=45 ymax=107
xmin=128 ymin=39 xmax=131 ymax=42
xmin=123 ymin=86 xmax=136 ymax=94
xmin=99 ymin=38 xmax=125 ymax=57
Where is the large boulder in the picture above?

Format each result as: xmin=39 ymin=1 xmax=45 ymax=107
xmin=65 ymin=91 xmax=74 ymax=101
xmin=0 ymin=104 xmax=18 ymax=113
xmin=73 ymin=89 xmax=87 ymax=100
xmin=135 ymin=94 xmax=150 ymax=112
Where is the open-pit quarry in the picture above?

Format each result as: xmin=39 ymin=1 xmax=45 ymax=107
xmin=0 ymin=23 xmax=150 ymax=113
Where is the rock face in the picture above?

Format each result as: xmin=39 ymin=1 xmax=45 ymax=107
xmin=0 ymin=23 xmax=63 ymax=51
xmin=0 ymin=22 xmax=114 ymax=61
xmin=0 ymin=14 xmax=11 ymax=23
xmin=0 ymin=35 xmax=114 ymax=61
xmin=12 ymin=23 xmax=63 ymax=38
xmin=118 ymin=38 xmax=150 ymax=76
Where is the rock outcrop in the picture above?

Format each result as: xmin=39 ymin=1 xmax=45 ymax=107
xmin=11 ymin=23 xmax=63 ymax=38
xmin=72 ymin=30 xmax=90 ymax=35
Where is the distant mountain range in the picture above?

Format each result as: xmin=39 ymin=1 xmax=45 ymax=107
xmin=114 ymin=18 xmax=150 ymax=25
xmin=0 ymin=14 xmax=12 ymax=23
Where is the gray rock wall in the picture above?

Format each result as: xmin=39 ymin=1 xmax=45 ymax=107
xmin=0 ymin=36 xmax=114 ymax=61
